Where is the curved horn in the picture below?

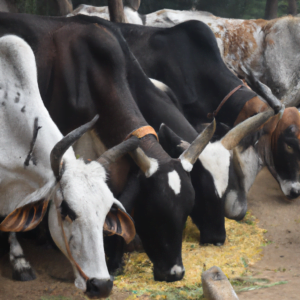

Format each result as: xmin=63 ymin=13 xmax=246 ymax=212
xmin=221 ymin=110 xmax=274 ymax=150
xmin=256 ymin=81 xmax=283 ymax=113
xmin=248 ymin=71 xmax=283 ymax=113
xmin=179 ymin=119 xmax=216 ymax=169
xmin=130 ymin=147 xmax=159 ymax=178
xmin=97 ymin=136 xmax=140 ymax=167
xmin=50 ymin=115 xmax=99 ymax=180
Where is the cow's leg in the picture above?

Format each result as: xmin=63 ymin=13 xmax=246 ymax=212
xmin=0 ymin=231 xmax=9 ymax=258
xmin=9 ymin=232 xmax=36 ymax=281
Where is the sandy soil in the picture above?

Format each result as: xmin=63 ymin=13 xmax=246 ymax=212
xmin=239 ymin=168 xmax=300 ymax=300
xmin=0 ymin=167 xmax=299 ymax=300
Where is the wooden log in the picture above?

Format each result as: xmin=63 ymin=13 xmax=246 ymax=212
xmin=202 ymin=266 xmax=239 ymax=300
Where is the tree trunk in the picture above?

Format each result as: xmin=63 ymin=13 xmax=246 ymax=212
xmin=2 ymin=0 xmax=18 ymax=12
xmin=265 ymin=0 xmax=278 ymax=20
xmin=123 ymin=0 xmax=141 ymax=11
xmin=288 ymin=0 xmax=298 ymax=15
xmin=108 ymin=0 xmax=126 ymax=23
xmin=56 ymin=0 xmax=73 ymax=15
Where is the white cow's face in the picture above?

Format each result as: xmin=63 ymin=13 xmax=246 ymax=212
xmin=48 ymin=159 xmax=130 ymax=298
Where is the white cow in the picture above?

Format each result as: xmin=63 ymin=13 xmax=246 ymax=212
xmin=69 ymin=4 xmax=300 ymax=108
xmin=0 ymin=35 xmax=137 ymax=299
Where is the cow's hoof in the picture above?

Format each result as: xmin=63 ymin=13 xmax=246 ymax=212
xmin=200 ymin=234 xmax=225 ymax=246
xmin=12 ymin=267 xmax=36 ymax=281
xmin=214 ymin=242 xmax=224 ymax=246
xmin=200 ymin=241 xmax=224 ymax=247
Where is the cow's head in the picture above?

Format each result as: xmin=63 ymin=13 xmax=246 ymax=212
xmin=247 ymin=76 xmax=300 ymax=200
xmin=128 ymin=120 xmax=216 ymax=282
xmin=263 ymin=107 xmax=300 ymax=200
xmin=159 ymin=110 xmax=274 ymax=226
xmin=0 ymin=117 xmax=137 ymax=299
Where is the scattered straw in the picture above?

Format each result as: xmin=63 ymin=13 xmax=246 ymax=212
xmin=114 ymin=212 xmax=266 ymax=299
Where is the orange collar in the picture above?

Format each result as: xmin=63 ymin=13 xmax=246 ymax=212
xmin=125 ymin=126 xmax=159 ymax=141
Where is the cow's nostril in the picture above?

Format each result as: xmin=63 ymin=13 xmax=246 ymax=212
xmin=289 ymin=188 xmax=300 ymax=199
xmin=85 ymin=277 xmax=113 ymax=299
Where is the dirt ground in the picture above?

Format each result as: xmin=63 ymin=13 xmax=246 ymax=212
xmin=239 ymin=167 xmax=300 ymax=300
xmin=0 ymin=167 xmax=300 ymax=300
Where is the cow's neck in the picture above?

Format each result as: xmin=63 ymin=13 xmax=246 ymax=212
xmin=236 ymin=145 xmax=262 ymax=194
xmin=140 ymin=135 xmax=171 ymax=163
xmin=236 ymin=130 xmax=273 ymax=194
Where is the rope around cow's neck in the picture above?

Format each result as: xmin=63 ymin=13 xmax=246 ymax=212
xmin=56 ymin=184 xmax=89 ymax=282
xmin=207 ymin=84 xmax=243 ymax=119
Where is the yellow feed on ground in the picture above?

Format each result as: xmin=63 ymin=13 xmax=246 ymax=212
xmin=114 ymin=212 xmax=266 ymax=299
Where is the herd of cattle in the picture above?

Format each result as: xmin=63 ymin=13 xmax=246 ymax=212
xmin=0 ymin=1 xmax=300 ymax=299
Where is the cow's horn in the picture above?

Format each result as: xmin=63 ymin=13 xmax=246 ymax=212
xmin=256 ymin=80 xmax=283 ymax=113
xmin=130 ymin=147 xmax=158 ymax=178
xmin=97 ymin=136 xmax=140 ymax=167
xmin=50 ymin=115 xmax=99 ymax=180
xmin=221 ymin=110 xmax=274 ymax=150
xmin=248 ymin=71 xmax=283 ymax=113
xmin=179 ymin=119 xmax=216 ymax=169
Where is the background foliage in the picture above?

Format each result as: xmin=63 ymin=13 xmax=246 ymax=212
xmin=14 ymin=0 xmax=60 ymax=15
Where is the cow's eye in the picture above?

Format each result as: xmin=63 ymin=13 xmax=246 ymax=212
xmin=285 ymin=143 xmax=294 ymax=153
xmin=60 ymin=200 xmax=77 ymax=221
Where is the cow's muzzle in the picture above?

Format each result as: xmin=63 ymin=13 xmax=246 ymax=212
xmin=285 ymin=188 xmax=300 ymax=201
xmin=85 ymin=277 xmax=113 ymax=299
xmin=153 ymin=265 xmax=185 ymax=282
xmin=224 ymin=191 xmax=247 ymax=221
xmin=279 ymin=180 xmax=300 ymax=201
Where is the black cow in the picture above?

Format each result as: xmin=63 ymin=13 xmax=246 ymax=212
xmin=115 ymin=20 xmax=273 ymax=131
xmin=0 ymin=12 xmax=214 ymax=282
xmin=69 ymin=7 xmax=282 ymax=129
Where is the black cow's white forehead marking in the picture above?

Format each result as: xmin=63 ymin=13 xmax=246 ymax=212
xmin=168 ymin=170 xmax=181 ymax=195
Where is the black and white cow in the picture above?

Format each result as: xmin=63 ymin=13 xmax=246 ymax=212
xmin=0 ymin=35 xmax=138 ymax=298
xmin=128 ymin=77 xmax=276 ymax=244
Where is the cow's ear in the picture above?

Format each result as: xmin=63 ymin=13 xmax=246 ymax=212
xmin=104 ymin=203 xmax=136 ymax=244
xmin=158 ymin=124 xmax=187 ymax=158
xmin=0 ymin=199 xmax=49 ymax=232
